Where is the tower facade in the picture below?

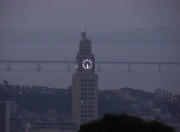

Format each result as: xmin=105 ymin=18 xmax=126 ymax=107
xmin=72 ymin=32 xmax=98 ymax=125
xmin=0 ymin=100 xmax=10 ymax=132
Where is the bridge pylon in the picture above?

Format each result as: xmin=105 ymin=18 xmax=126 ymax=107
xmin=36 ymin=62 xmax=42 ymax=71
xmin=4 ymin=62 xmax=12 ymax=71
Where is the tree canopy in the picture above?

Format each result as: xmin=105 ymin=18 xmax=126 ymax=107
xmin=78 ymin=114 xmax=174 ymax=132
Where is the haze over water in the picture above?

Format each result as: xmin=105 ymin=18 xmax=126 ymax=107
xmin=1 ymin=41 xmax=180 ymax=94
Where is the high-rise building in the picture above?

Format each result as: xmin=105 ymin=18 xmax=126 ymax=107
xmin=0 ymin=100 xmax=11 ymax=132
xmin=0 ymin=82 xmax=11 ymax=132
xmin=71 ymin=32 xmax=98 ymax=125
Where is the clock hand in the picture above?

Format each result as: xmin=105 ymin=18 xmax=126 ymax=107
xmin=87 ymin=64 xmax=89 ymax=69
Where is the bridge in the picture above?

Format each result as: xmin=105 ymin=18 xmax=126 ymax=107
xmin=0 ymin=59 xmax=180 ymax=72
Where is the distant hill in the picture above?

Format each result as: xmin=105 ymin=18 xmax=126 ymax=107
xmin=94 ymin=27 xmax=180 ymax=45
xmin=1 ymin=82 xmax=180 ymax=124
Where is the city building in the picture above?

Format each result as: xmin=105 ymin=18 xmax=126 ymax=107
xmin=29 ymin=123 xmax=77 ymax=132
xmin=155 ymin=89 xmax=172 ymax=100
xmin=0 ymin=81 xmax=11 ymax=132
xmin=0 ymin=100 xmax=11 ymax=132
xmin=71 ymin=31 xmax=98 ymax=125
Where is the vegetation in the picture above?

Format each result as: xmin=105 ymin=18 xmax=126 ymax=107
xmin=78 ymin=114 xmax=174 ymax=132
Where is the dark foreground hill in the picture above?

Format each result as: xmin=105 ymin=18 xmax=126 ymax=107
xmin=78 ymin=114 xmax=174 ymax=132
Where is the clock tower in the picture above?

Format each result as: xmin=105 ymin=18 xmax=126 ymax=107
xmin=71 ymin=32 xmax=98 ymax=125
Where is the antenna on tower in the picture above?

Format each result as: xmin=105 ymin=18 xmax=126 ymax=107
xmin=81 ymin=28 xmax=87 ymax=40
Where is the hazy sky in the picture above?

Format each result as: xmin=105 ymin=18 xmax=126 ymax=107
xmin=0 ymin=0 xmax=180 ymax=31
xmin=0 ymin=0 xmax=180 ymax=92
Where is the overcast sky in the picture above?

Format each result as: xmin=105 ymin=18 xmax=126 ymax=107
xmin=0 ymin=0 xmax=180 ymax=31
xmin=0 ymin=0 xmax=180 ymax=92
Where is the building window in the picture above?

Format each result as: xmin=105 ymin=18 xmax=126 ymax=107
xmin=81 ymin=79 xmax=87 ymax=82
xmin=88 ymin=110 xmax=94 ymax=113
xmin=81 ymin=110 xmax=87 ymax=113
xmin=88 ymin=93 xmax=94 ymax=96
xmin=88 ymin=97 xmax=93 ymax=100
xmin=88 ymin=105 xmax=94 ymax=109
xmin=88 ymin=115 xmax=94 ymax=117
xmin=88 ymin=88 xmax=94 ymax=91
xmin=81 ymin=92 xmax=87 ymax=96
xmin=81 ymin=97 xmax=87 ymax=100
xmin=88 ymin=84 xmax=95 ymax=86
xmin=81 ymin=88 xmax=87 ymax=91
xmin=88 ymin=79 xmax=95 ymax=82
xmin=80 ymin=114 xmax=87 ymax=117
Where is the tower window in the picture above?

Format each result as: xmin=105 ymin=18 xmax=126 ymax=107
xmin=81 ymin=79 xmax=87 ymax=82
xmin=88 ymin=84 xmax=94 ymax=86
xmin=88 ymin=115 xmax=94 ymax=117
xmin=88 ymin=79 xmax=95 ymax=82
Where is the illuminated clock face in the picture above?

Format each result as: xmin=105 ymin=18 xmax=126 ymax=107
xmin=82 ymin=59 xmax=93 ymax=70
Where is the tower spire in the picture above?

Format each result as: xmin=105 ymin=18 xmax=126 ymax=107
xmin=81 ymin=29 xmax=87 ymax=40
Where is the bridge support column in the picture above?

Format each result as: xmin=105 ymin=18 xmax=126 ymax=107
xmin=36 ymin=63 xmax=42 ymax=71
xmin=5 ymin=62 xmax=12 ymax=71
xmin=158 ymin=64 xmax=162 ymax=72
xmin=127 ymin=64 xmax=131 ymax=72
xmin=68 ymin=63 xmax=71 ymax=72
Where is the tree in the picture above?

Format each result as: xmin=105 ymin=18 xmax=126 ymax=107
xmin=78 ymin=114 xmax=174 ymax=132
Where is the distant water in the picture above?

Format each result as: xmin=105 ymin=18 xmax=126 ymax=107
xmin=0 ymin=70 xmax=180 ymax=94
xmin=0 ymin=42 xmax=180 ymax=94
